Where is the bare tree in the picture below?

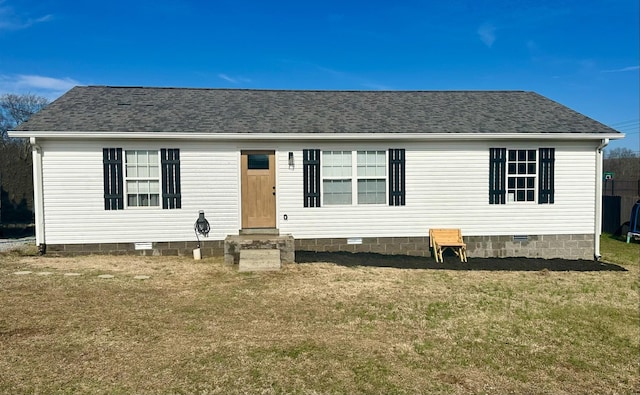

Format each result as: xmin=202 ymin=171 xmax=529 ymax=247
xmin=605 ymin=147 xmax=638 ymax=159
xmin=0 ymin=93 xmax=48 ymax=226
xmin=0 ymin=93 xmax=49 ymax=144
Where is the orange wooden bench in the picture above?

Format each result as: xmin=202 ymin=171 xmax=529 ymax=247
xmin=429 ymin=228 xmax=467 ymax=263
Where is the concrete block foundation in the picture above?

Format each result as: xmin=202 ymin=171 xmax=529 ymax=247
xmin=43 ymin=233 xmax=595 ymax=261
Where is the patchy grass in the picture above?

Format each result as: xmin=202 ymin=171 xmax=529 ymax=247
xmin=0 ymin=241 xmax=637 ymax=394
xmin=601 ymin=232 xmax=640 ymax=266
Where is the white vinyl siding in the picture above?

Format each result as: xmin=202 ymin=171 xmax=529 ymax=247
xmin=40 ymin=140 xmax=240 ymax=244
xmin=39 ymin=139 xmax=599 ymax=245
xmin=278 ymin=140 xmax=598 ymax=239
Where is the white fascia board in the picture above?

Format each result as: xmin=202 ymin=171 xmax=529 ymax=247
xmin=8 ymin=130 xmax=625 ymax=141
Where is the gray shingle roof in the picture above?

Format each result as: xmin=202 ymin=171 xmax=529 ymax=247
xmin=14 ymin=86 xmax=620 ymax=136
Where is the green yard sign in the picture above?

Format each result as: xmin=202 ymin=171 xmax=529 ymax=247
xmin=603 ymin=172 xmax=614 ymax=180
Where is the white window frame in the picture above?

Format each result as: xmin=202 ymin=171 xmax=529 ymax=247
xmin=506 ymin=148 xmax=537 ymax=203
xmin=124 ymin=150 xmax=161 ymax=208
xmin=321 ymin=150 xmax=388 ymax=206
xmin=322 ymin=150 xmax=353 ymax=205
xmin=356 ymin=150 xmax=387 ymax=204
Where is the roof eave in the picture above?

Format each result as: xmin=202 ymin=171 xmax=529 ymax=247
xmin=8 ymin=131 xmax=625 ymax=141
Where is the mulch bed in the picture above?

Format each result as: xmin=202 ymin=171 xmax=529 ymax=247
xmin=295 ymin=250 xmax=627 ymax=272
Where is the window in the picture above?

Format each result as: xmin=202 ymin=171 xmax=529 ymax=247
xmin=248 ymin=154 xmax=269 ymax=170
xmin=322 ymin=151 xmax=352 ymax=205
xmin=103 ymin=148 xmax=182 ymax=210
xmin=507 ymin=149 xmax=536 ymax=202
xmin=321 ymin=150 xmax=387 ymax=205
xmin=304 ymin=148 xmax=405 ymax=207
xmin=357 ymin=151 xmax=386 ymax=204
xmin=489 ymin=147 xmax=555 ymax=205
xmin=126 ymin=150 xmax=160 ymax=207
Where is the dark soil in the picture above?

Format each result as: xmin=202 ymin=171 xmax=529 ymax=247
xmin=295 ymin=250 xmax=627 ymax=272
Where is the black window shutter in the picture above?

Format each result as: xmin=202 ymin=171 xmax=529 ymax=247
xmin=103 ymin=148 xmax=124 ymax=210
xmin=489 ymin=148 xmax=506 ymax=204
xmin=161 ymin=149 xmax=181 ymax=209
xmin=538 ymin=148 xmax=555 ymax=204
xmin=389 ymin=148 xmax=406 ymax=206
xmin=303 ymin=149 xmax=321 ymax=207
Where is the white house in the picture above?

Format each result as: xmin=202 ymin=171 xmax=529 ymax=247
xmin=9 ymin=87 xmax=623 ymax=260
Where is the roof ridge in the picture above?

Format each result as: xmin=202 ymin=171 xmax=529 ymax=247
xmin=81 ymin=85 xmax=529 ymax=93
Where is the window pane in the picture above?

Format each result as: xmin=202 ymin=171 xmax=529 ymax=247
xmin=323 ymin=151 xmax=351 ymax=178
xmin=527 ymin=177 xmax=535 ymax=189
xmin=508 ymin=150 xmax=516 ymax=161
xmin=138 ymin=166 xmax=149 ymax=177
xmin=323 ymin=180 xmax=352 ymax=205
xmin=139 ymin=194 xmax=149 ymax=206
xmin=517 ymin=177 xmax=525 ymax=189
xmin=126 ymin=151 xmax=136 ymax=164
xmin=518 ymin=163 xmax=526 ymax=174
xmin=323 ymin=166 xmax=335 ymax=177
xmin=150 ymin=181 xmax=159 ymax=193
xmin=528 ymin=150 xmax=536 ymax=161
xmin=527 ymin=163 xmax=536 ymax=174
xmin=342 ymin=152 xmax=352 ymax=165
xmin=138 ymin=152 xmax=148 ymax=165
xmin=150 ymin=166 xmax=159 ymax=177
xmin=323 ymin=152 xmax=335 ymax=166
xmin=517 ymin=190 xmax=525 ymax=201
xmin=127 ymin=181 xmax=138 ymax=194
xmin=150 ymin=194 xmax=160 ymax=206
xmin=518 ymin=150 xmax=526 ymax=161
xmin=248 ymin=154 xmax=269 ymax=169
xmin=126 ymin=165 xmax=137 ymax=177
xmin=139 ymin=181 xmax=149 ymax=194
xmin=358 ymin=179 xmax=385 ymax=204
xmin=357 ymin=151 xmax=385 ymax=178
xmin=526 ymin=190 xmax=535 ymax=201
xmin=149 ymin=153 xmax=158 ymax=165
xmin=508 ymin=163 xmax=516 ymax=174
xmin=128 ymin=195 xmax=138 ymax=207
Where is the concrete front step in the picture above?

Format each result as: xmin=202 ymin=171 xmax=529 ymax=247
xmin=224 ymin=234 xmax=295 ymax=266
xmin=238 ymin=249 xmax=281 ymax=272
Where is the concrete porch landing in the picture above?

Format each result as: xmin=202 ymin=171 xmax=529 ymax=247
xmin=224 ymin=234 xmax=295 ymax=271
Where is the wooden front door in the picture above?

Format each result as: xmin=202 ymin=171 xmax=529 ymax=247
xmin=241 ymin=151 xmax=276 ymax=229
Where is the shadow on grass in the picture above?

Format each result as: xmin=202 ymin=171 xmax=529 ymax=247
xmin=295 ymin=251 xmax=628 ymax=272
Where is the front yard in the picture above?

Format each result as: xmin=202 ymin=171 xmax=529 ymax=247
xmin=0 ymin=236 xmax=637 ymax=394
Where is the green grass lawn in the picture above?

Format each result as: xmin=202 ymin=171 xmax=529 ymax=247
xmin=0 ymin=236 xmax=637 ymax=394
xmin=601 ymin=232 xmax=640 ymax=266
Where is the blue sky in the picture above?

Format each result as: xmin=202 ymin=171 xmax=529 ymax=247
xmin=0 ymin=0 xmax=638 ymax=152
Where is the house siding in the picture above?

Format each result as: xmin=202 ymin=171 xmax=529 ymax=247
xmin=277 ymin=140 xmax=597 ymax=238
xmin=40 ymin=140 xmax=241 ymax=244
xmin=39 ymin=138 xmax=598 ymax=259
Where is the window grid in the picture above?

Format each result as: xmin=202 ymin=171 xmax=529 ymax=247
xmin=321 ymin=150 xmax=388 ymax=205
xmin=357 ymin=151 xmax=386 ymax=204
xmin=125 ymin=150 xmax=160 ymax=207
xmin=322 ymin=151 xmax=352 ymax=205
xmin=507 ymin=149 xmax=536 ymax=202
